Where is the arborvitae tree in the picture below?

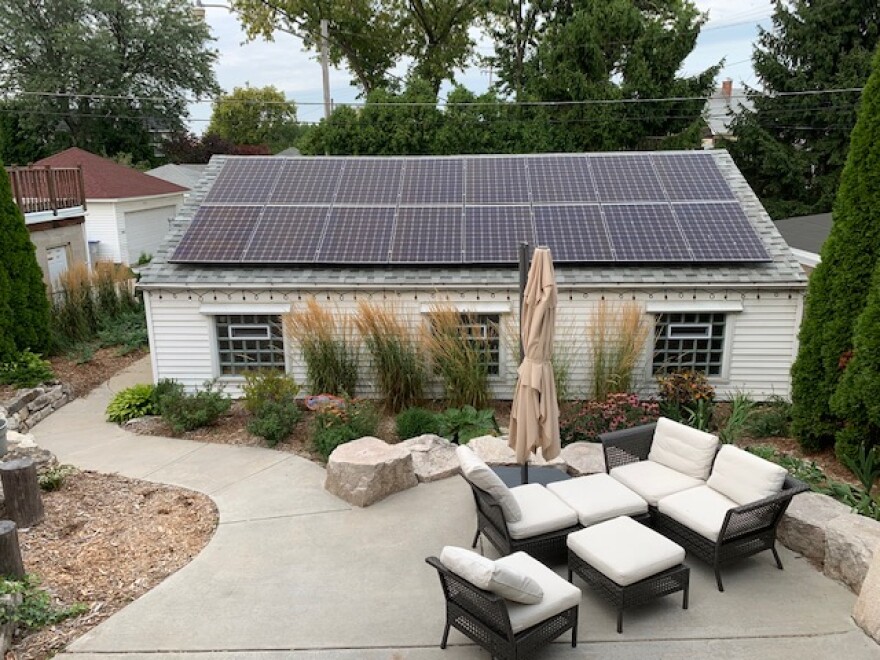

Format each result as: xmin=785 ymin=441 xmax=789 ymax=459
xmin=0 ymin=267 xmax=15 ymax=363
xmin=0 ymin=163 xmax=51 ymax=359
xmin=831 ymin=263 xmax=880 ymax=463
xmin=728 ymin=0 xmax=880 ymax=220
xmin=790 ymin=45 xmax=880 ymax=450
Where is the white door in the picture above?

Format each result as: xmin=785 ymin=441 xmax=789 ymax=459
xmin=46 ymin=245 xmax=69 ymax=292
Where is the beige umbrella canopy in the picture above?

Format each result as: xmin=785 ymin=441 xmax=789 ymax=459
xmin=508 ymin=247 xmax=560 ymax=472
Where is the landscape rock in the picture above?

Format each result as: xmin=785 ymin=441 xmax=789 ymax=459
xmin=778 ymin=492 xmax=851 ymax=564
xmin=853 ymin=549 xmax=880 ymax=643
xmin=399 ymin=434 xmax=459 ymax=483
xmin=324 ymin=437 xmax=418 ymax=507
xmin=561 ymin=442 xmax=605 ymax=476
xmin=824 ymin=513 xmax=880 ymax=593
xmin=6 ymin=430 xmax=37 ymax=450
xmin=467 ymin=435 xmax=567 ymax=471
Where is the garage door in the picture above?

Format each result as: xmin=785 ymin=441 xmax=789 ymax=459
xmin=124 ymin=205 xmax=176 ymax=264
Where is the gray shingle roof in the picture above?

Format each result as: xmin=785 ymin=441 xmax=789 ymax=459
xmin=774 ymin=213 xmax=832 ymax=255
xmin=139 ymin=151 xmax=807 ymax=290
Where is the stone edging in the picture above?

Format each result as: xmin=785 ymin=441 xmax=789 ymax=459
xmin=0 ymin=384 xmax=72 ymax=433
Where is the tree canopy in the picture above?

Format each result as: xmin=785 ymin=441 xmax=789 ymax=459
xmin=0 ymin=0 xmax=221 ymax=165
xmin=206 ymin=85 xmax=299 ymax=153
xmin=727 ymin=0 xmax=880 ymax=220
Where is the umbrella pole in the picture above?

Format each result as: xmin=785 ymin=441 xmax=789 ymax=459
xmin=518 ymin=242 xmax=530 ymax=485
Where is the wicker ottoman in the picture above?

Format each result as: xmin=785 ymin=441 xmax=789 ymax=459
xmin=567 ymin=516 xmax=689 ymax=633
xmin=547 ymin=473 xmax=649 ymax=527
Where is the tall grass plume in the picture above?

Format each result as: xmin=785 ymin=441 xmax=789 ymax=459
xmin=589 ymin=301 xmax=649 ymax=400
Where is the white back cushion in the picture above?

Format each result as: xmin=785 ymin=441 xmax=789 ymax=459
xmin=707 ymin=444 xmax=787 ymax=505
xmin=648 ymin=417 xmax=719 ymax=480
xmin=440 ymin=546 xmax=543 ymax=604
xmin=456 ymin=445 xmax=522 ymax=522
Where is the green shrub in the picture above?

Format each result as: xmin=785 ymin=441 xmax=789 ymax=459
xmin=559 ymin=393 xmax=660 ymax=445
xmin=657 ymin=370 xmax=716 ymax=425
xmin=106 ymin=383 xmax=157 ymax=423
xmin=157 ymin=380 xmax=231 ymax=434
xmin=136 ymin=252 xmax=152 ymax=266
xmin=0 ymin=349 xmax=54 ymax=388
xmin=744 ymin=396 xmax=792 ymax=438
xmin=355 ymin=302 xmax=425 ymax=412
xmin=38 ymin=464 xmax=77 ymax=492
xmin=396 ymin=406 xmax=441 ymax=440
xmin=311 ymin=398 xmax=379 ymax=460
xmin=67 ymin=342 xmax=96 ymax=365
xmin=97 ymin=307 xmax=148 ymax=354
xmin=717 ymin=393 xmax=755 ymax=444
xmin=437 ymin=406 xmax=499 ymax=445
xmin=0 ymin=575 xmax=87 ymax=630
xmin=842 ymin=442 xmax=880 ymax=497
xmin=247 ymin=400 xmax=302 ymax=447
xmin=241 ymin=369 xmax=301 ymax=415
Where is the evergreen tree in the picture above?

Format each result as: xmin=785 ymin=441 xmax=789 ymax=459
xmin=728 ymin=0 xmax=880 ymax=220
xmin=0 ymin=163 xmax=51 ymax=359
xmin=790 ymin=45 xmax=880 ymax=451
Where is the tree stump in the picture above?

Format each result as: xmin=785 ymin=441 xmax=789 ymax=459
xmin=0 ymin=521 xmax=24 ymax=580
xmin=0 ymin=458 xmax=44 ymax=528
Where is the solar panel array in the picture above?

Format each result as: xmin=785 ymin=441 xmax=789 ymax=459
xmin=172 ymin=153 xmax=771 ymax=265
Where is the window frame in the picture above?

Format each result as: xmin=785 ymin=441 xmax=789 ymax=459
xmin=212 ymin=313 xmax=288 ymax=377
xmin=650 ymin=310 xmax=732 ymax=380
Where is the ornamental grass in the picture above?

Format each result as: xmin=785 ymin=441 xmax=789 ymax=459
xmin=589 ymin=300 xmax=649 ymax=401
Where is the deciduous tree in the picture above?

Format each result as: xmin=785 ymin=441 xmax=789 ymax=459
xmin=206 ymin=86 xmax=299 ymax=153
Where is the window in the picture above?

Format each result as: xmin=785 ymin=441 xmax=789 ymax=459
xmin=652 ymin=312 xmax=726 ymax=376
xmin=215 ymin=314 xmax=285 ymax=375
xmin=461 ymin=314 xmax=501 ymax=376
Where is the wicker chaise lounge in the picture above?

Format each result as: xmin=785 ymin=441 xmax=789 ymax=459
xmin=601 ymin=421 xmax=809 ymax=591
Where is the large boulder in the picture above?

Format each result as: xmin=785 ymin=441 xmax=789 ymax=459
xmin=399 ymin=434 xmax=459 ymax=483
xmin=853 ymin=549 xmax=880 ymax=643
xmin=824 ymin=513 xmax=880 ymax=593
xmin=560 ymin=442 xmax=605 ymax=476
xmin=777 ymin=492 xmax=850 ymax=565
xmin=324 ymin=437 xmax=417 ymax=507
xmin=468 ymin=435 xmax=567 ymax=471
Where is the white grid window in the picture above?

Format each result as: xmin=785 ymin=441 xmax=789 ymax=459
xmin=216 ymin=314 xmax=285 ymax=375
xmin=460 ymin=314 xmax=501 ymax=376
xmin=653 ymin=312 xmax=726 ymax=376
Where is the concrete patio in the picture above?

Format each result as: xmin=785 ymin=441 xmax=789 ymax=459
xmin=28 ymin=358 xmax=878 ymax=659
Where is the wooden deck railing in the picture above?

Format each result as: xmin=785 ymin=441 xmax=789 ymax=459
xmin=5 ymin=166 xmax=87 ymax=215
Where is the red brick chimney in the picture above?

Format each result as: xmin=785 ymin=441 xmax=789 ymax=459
xmin=721 ymin=78 xmax=733 ymax=99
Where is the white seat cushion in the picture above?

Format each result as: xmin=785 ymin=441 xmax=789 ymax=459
xmin=657 ymin=485 xmax=738 ymax=541
xmin=610 ymin=460 xmax=704 ymax=506
xmin=456 ymin=445 xmax=522 ymax=522
xmin=567 ymin=516 xmax=685 ymax=587
xmin=707 ymin=445 xmax=787 ymax=505
xmin=496 ymin=552 xmax=581 ymax=633
xmin=648 ymin=417 xmax=720 ymax=480
xmin=547 ymin=473 xmax=648 ymax=527
xmin=507 ymin=483 xmax=579 ymax=540
xmin=439 ymin=546 xmax=544 ymax=604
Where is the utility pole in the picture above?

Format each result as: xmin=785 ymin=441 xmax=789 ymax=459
xmin=320 ymin=18 xmax=332 ymax=121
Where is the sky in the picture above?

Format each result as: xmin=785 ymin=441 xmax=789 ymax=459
xmin=187 ymin=0 xmax=776 ymax=132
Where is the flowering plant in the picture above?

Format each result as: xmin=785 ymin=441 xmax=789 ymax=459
xmin=559 ymin=393 xmax=660 ymax=445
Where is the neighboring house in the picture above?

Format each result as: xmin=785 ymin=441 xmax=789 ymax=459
xmin=703 ymin=80 xmax=754 ymax=148
xmin=146 ymin=164 xmax=207 ymax=200
xmin=275 ymin=147 xmax=302 ymax=157
xmin=33 ymin=148 xmax=187 ymax=265
xmin=774 ymin=213 xmax=832 ymax=273
xmin=139 ymin=152 xmax=808 ymax=401
xmin=6 ymin=165 xmax=90 ymax=293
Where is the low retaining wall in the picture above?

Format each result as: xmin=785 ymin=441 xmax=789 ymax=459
xmin=0 ymin=384 xmax=72 ymax=433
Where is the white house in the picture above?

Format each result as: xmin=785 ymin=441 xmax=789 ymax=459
xmin=139 ymin=152 xmax=808 ymax=401
xmin=34 ymin=148 xmax=186 ymax=265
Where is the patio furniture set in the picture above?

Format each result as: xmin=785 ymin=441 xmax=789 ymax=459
xmin=425 ymin=417 xmax=809 ymax=658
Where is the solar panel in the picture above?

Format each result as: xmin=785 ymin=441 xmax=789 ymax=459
xmin=400 ymin=159 xmax=463 ymax=204
xmin=653 ymin=153 xmax=736 ymax=201
xmin=466 ymin=158 xmax=529 ymax=204
xmin=673 ymin=203 xmax=770 ymax=261
xmin=603 ymin=205 xmax=692 ymax=261
xmin=533 ymin=205 xmax=612 ymax=262
xmin=334 ymin=160 xmax=403 ymax=205
xmin=464 ymin=206 xmax=534 ymax=262
xmin=172 ymin=206 xmax=263 ymax=262
xmin=317 ymin=207 xmax=396 ymax=263
xmin=270 ymin=160 xmax=344 ymax=204
xmin=391 ymin=207 xmax=462 ymax=263
xmin=204 ymin=158 xmax=283 ymax=204
xmin=241 ymin=206 xmax=330 ymax=263
xmin=528 ymin=157 xmax=597 ymax=203
xmin=590 ymin=155 xmax=666 ymax=203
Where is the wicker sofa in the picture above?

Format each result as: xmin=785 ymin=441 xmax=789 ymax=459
xmin=601 ymin=419 xmax=809 ymax=591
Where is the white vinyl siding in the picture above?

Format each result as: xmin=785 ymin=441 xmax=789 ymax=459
xmin=124 ymin=204 xmax=177 ymax=264
xmin=84 ymin=201 xmax=123 ymax=262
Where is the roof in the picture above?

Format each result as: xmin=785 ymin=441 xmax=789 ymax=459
xmin=139 ymin=151 xmax=807 ymax=291
xmin=774 ymin=213 xmax=832 ymax=255
xmin=146 ymin=163 xmax=207 ymax=190
xmin=705 ymin=89 xmax=754 ymax=137
xmin=33 ymin=148 xmax=187 ymax=199
xmin=275 ymin=147 xmax=302 ymax=157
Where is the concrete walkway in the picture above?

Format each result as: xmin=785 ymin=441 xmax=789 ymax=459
xmin=29 ymin=357 xmax=878 ymax=659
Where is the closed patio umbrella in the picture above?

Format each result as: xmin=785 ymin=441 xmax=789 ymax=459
xmin=508 ymin=246 xmax=560 ymax=484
